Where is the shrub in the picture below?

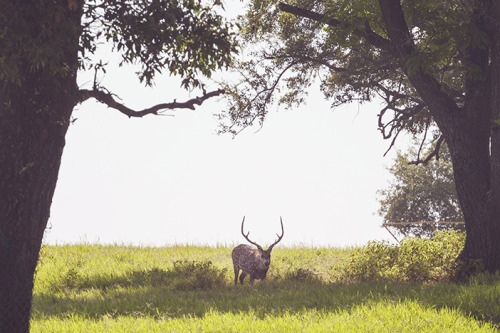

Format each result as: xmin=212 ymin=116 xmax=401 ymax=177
xmin=171 ymin=260 xmax=228 ymax=291
xmin=340 ymin=230 xmax=465 ymax=283
xmin=131 ymin=267 xmax=170 ymax=286
xmin=283 ymin=268 xmax=321 ymax=283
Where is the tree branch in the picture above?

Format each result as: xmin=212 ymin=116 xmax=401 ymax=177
xmin=375 ymin=82 xmax=424 ymax=105
xmin=377 ymin=0 xmax=414 ymax=55
xmin=383 ymin=123 xmax=404 ymax=157
xmin=278 ymin=2 xmax=391 ymax=50
xmin=415 ymin=116 xmax=432 ymax=161
xmin=278 ymin=3 xmax=341 ymax=26
xmin=409 ymin=135 xmax=445 ymax=165
xmin=77 ymin=88 xmax=225 ymax=117
xmin=263 ymin=53 xmax=346 ymax=72
xmin=226 ymin=60 xmax=298 ymax=134
xmin=377 ymin=0 xmax=460 ymax=122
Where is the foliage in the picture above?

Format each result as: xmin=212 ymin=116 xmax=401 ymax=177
xmin=56 ymin=261 xmax=227 ymax=292
xmin=0 ymin=0 xmax=238 ymax=89
xmin=0 ymin=0 xmax=80 ymax=85
xmin=282 ymin=267 xmax=322 ymax=283
xmin=171 ymin=260 xmax=228 ymax=291
xmin=340 ymin=230 xmax=466 ymax=283
xmin=220 ymin=0 xmax=471 ymax=138
xmin=377 ymin=142 xmax=464 ymax=237
xmin=31 ymin=243 xmax=500 ymax=332
xmin=81 ymin=0 xmax=238 ymax=88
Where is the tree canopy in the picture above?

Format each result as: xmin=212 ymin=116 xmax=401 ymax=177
xmin=222 ymin=0 xmax=475 ymax=145
xmin=224 ymin=0 xmax=500 ymax=275
xmin=1 ymin=0 xmax=238 ymax=103
xmin=377 ymin=143 xmax=464 ymax=238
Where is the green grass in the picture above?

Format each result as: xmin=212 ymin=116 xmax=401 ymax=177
xmin=31 ymin=243 xmax=500 ymax=332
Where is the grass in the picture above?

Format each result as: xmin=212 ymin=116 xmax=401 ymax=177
xmin=31 ymin=242 xmax=500 ymax=332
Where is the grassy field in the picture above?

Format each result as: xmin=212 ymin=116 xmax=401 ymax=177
xmin=31 ymin=243 xmax=500 ymax=332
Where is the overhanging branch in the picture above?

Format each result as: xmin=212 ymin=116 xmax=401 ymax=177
xmin=377 ymin=0 xmax=460 ymax=118
xmin=278 ymin=2 xmax=391 ymax=50
xmin=278 ymin=2 xmax=341 ymax=26
xmin=77 ymin=88 xmax=225 ymax=117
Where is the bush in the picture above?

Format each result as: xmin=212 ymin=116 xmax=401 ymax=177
xmin=283 ymin=268 xmax=321 ymax=283
xmin=171 ymin=260 xmax=228 ymax=291
xmin=340 ymin=230 xmax=465 ymax=282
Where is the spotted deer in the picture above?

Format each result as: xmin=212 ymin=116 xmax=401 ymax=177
xmin=232 ymin=216 xmax=284 ymax=286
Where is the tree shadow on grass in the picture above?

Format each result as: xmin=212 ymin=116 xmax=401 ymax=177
xmin=32 ymin=265 xmax=500 ymax=329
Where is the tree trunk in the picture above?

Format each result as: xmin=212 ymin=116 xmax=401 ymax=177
xmin=0 ymin=67 xmax=78 ymax=331
xmin=445 ymin=14 xmax=500 ymax=272
xmin=0 ymin=2 xmax=81 ymax=329
xmin=484 ymin=0 xmax=500 ymax=274
xmin=413 ymin=1 xmax=500 ymax=276
xmin=448 ymin=127 xmax=500 ymax=274
xmin=451 ymin=0 xmax=500 ymax=275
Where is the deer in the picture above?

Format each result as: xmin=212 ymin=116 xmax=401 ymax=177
xmin=232 ymin=216 xmax=284 ymax=286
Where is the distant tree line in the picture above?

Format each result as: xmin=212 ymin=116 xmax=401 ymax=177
xmin=377 ymin=142 xmax=464 ymax=238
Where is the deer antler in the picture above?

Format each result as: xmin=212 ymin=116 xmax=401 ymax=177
xmin=241 ymin=216 xmax=264 ymax=251
xmin=268 ymin=217 xmax=284 ymax=252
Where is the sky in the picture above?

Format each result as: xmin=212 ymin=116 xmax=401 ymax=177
xmin=43 ymin=5 xmax=410 ymax=248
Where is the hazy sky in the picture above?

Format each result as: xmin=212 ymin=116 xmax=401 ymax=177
xmin=44 ymin=7 xmax=410 ymax=248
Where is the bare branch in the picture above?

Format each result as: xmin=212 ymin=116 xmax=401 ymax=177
xmin=77 ymin=88 xmax=225 ymax=117
xmin=409 ymin=135 xmax=445 ymax=165
xmin=383 ymin=123 xmax=404 ymax=157
xmin=415 ymin=117 xmax=432 ymax=162
xmin=376 ymin=88 xmax=426 ymax=141
xmin=375 ymin=82 xmax=424 ymax=105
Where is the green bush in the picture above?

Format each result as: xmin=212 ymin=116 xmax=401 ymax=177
xmin=282 ymin=268 xmax=321 ymax=283
xmin=340 ymin=230 xmax=465 ymax=282
xmin=55 ymin=260 xmax=228 ymax=292
xmin=171 ymin=260 xmax=228 ymax=291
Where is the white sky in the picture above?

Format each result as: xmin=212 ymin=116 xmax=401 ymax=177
xmin=44 ymin=5 xmax=408 ymax=248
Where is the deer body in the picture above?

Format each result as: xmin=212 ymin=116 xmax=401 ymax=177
xmin=232 ymin=217 xmax=284 ymax=286
xmin=232 ymin=244 xmax=271 ymax=285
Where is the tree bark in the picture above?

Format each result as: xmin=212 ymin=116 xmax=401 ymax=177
xmin=0 ymin=70 xmax=78 ymax=332
xmin=481 ymin=0 xmax=500 ymax=273
xmin=445 ymin=0 xmax=500 ymax=274
xmin=447 ymin=116 xmax=500 ymax=274
xmin=0 ymin=2 xmax=81 ymax=331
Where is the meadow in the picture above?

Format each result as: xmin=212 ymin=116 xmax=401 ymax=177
xmin=31 ymin=232 xmax=500 ymax=332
